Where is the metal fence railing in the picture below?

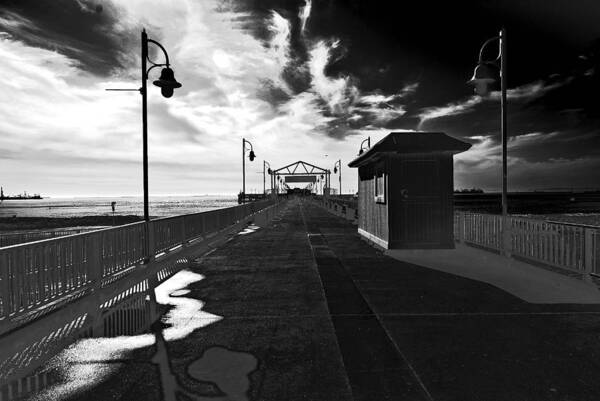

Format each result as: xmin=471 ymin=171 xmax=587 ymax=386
xmin=317 ymin=197 xmax=358 ymax=223
xmin=454 ymin=212 xmax=600 ymax=276
xmin=0 ymin=228 xmax=101 ymax=248
xmin=0 ymin=199 xmax=276 ymax=325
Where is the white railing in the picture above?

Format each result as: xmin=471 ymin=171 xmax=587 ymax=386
xmin=0 ymin=199 xmax=275 ymax=325
xmin=455 ymin=212 xmax=600 ymax=276
xmin=318 ymin=196 xmax=358 ymax=223
xmin=0 ymin=228 xmax=100 ymax=248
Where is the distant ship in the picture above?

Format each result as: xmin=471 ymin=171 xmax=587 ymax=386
xmin=0 ymin=187 xmax=43 ymax=200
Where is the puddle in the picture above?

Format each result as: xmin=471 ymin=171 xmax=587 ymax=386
xmin=187 ymin=347 xmax=257 ymax=401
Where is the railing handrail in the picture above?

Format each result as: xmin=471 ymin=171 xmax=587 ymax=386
xmin=150 ymin=203 xmax=252 ymax=223
xmin=0 ymin=221 xmax=146 ymax=250
xmin=545 ymin=220 xmax=600 ymax=229
xmin=458 ymin=211 xmax=600 ymax=230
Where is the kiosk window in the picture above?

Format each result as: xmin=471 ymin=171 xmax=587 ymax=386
xmin=375 ymin=173 xmax=385 ymax=203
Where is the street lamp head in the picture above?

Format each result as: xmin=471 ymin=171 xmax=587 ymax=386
xmin=248 ymin=150 xmax=256 ymax=161
xmin=333 ymin=166 xmax=338 ymax=174
xmin=153 ymin=67 xmax=182 ymax=98
xmin=267 ymin=168 xmax=272 ymax=175
xmin=467 ymin=62 xmax=498 ymax=96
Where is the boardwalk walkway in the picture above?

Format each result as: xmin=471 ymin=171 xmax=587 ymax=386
xmin=30 ymin=199 xmax=600 ymax=401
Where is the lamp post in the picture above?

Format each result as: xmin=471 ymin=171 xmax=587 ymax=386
xmin=319 ymin=174 xmax=324 ymax=195
xmin=333 ymin=159 xmax=342 ymax=195
xmin=242 ymin=138 xmax=255 ymax=203
xmin=263 ymin=161 xmax=273 ymax=195
xmin=141 ymin=30 xmax=182 ymax=221
xmin=109 ymin=29 xmax=182 ymax=221
xmin=468 ymin=28 xmax=509 ymax=254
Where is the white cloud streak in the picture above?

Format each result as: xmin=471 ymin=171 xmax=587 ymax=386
xmin=491 ymin=79 xmax=567 ymax=100
xmin=299 ymin=0 xmax=312 ymax=34
xmin=308 ymin=40 xmax=358 ymax=114
xmin=418 ymin=79 xmax=567 ymax=127
xmin=418 ymin=96 xmax=483 ymax=127
xmin=268 ymin=11 xmax=291 ymax=72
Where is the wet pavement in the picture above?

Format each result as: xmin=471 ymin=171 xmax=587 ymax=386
xmin=6 ymin=199 xmax=600 ymax=400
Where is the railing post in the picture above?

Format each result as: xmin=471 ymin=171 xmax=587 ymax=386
xmin=457 ymin=212 xmax=465 ymax=243
xmin=584 ymin=228 xmax=595 ymax=280
xmin=87 ymin=232 xmax=103 ymax=285
xmin=146 ymin=221 xmax=155 ymax=263
xmin=0 ymin=252 xmax=11 ymax=319
xmin=502 ymin=215 xmax=512 ymax=257
xmin=180 ymin=217 xmax=187 ymax=248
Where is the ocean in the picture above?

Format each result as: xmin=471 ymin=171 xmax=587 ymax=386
xmin=0 ymin=196 xmax=238 ymax=218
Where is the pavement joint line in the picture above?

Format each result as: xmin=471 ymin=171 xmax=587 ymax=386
xmin=209 ymin=311 xmax=600 ymax=320
xmin=302 ymin=202 xmax=436 ymax=401
xmin=347 ymin=367 xmax=414 ymax=374
xmin=375 ymin=311 xmax=600 ymax=317
xmin=298 ymin=200 xmax=356 ymax=401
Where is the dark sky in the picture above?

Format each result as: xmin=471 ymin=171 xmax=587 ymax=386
xmin=229 ymin=0 xmax=600 ymax=190
xmin=233 ymin=0 xmax=600 ymax=122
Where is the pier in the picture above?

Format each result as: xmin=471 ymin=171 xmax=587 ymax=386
xmin=3 ymin=198 xmax=600 ymax=400
xmin=4 ymin=2 xmax=600 ymax=400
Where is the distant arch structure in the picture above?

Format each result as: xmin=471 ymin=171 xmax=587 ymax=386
xmin=270 ymin=161 xmax=331 ymax=194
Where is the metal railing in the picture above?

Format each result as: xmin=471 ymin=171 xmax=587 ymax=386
xmin=317 ymin=196 xmax=358 ymax=223
xmin=0 ymin=228 xmax=101 ymax=248
xmin=455 ymin=212 xmax=600 ymax=276
xmin=0 ymin=199 xmax=275 ymax=325
xmin=326 ymin=195 xmax=358 ymax=210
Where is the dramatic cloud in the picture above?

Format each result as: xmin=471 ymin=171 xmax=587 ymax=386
xmin=0 ymin=0 xmax=598 ymax=197
xmin=0 ymin=0 xmax=137 ymax=76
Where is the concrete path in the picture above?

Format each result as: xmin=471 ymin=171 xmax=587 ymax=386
xmin=28 ymin=199 xmax=600 ymax=401
xmin=303 ymin=201 xmax=600 ymax=401
xmin=386 ymin=244 xmax=600 ymax=304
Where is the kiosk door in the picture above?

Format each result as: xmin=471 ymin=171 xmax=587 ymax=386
xmin=394 ymin=158 xmax=443 ymax=247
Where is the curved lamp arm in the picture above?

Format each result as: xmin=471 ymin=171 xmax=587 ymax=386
xmin=147 ymin=38 xmax=171 ymax=66
xmin=243 ymin=138 xmax=254 ymax=152
xmin=477 ymin=34 xmax=502 ymax=64
xmin=359 ymin=136 xmax=371 ymax=154
xmin=143 ymin=30 xmax=172 ymax=79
